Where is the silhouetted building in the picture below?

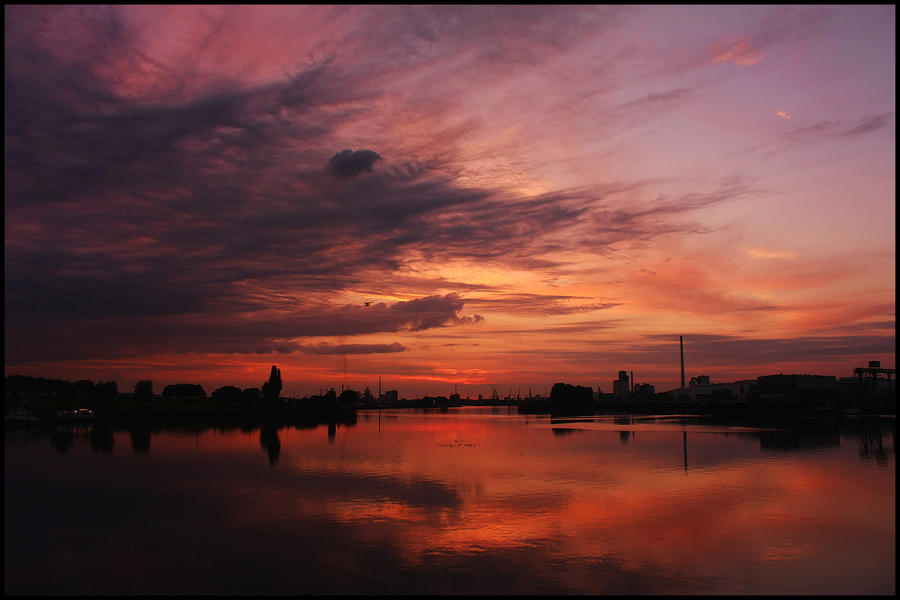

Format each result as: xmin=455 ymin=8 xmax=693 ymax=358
xmin=633 ymin=382 xmax=655 ymax=397
xmin=853 ymin=361 xmax=895 ymax=394
xmin=379 ymin=389 xmax=399 ymax=404
xmin=680 ymin=376 xmax=755 ymax=402
xmin=755 ymin=374 xmax=835 ymax=393
xmin=719 ymin=379 xmax=757 ymax=400
xmin=613 ymin=371 xmax=630 ymax=399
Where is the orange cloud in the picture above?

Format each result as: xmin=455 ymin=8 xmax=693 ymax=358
xmin=776 ymin=110 xmax=792 ymax=120
xmin=709 ymin=36 xmax=765 ymax=66
xmin=746 ymin=246 xmax=795 ymax=260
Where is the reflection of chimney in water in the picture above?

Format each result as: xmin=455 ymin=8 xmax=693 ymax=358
xmin=680 ymin=335 xmax=686 ymax=389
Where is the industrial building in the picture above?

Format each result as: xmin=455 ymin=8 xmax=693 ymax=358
xmin=613 ymin=370 xmax=630 ymax=399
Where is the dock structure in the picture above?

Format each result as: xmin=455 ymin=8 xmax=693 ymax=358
xmin=854 ymin=361 xmax=895 ymax=392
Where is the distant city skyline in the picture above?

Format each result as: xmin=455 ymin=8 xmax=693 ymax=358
xmin=4 ymin=5 xmax=895 ymax=397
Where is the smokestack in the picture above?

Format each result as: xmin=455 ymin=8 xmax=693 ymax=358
xmin=379 ymin=376 xmax=381 ymax=398
xmin=630 ymin=370 xmax=634 ymax=393
xmin=680 ymin=336 xmax=685 ymax=389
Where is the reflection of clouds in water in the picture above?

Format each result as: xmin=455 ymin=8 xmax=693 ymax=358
xmin=5 ymin=412 xmax=893 ymax=594
xmin=264 ymin=415 xmax=893 ymax=595
xmin=288 ymin=471 xmax=463 ymax=510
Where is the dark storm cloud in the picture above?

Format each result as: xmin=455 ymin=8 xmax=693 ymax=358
xmin=5 ymin=294 xmax=470 ymax=363
xmin=326 ymin=149 xmax=382 ymax=178
xmin=3 ymin=5 xmax=761 ymax=363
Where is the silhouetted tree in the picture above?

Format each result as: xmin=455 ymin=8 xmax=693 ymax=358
xmin=241 ymin=387 xmax=262 ymax=408
xmin=134 ymin=380 xmax=153 ymax=405
xmin=549 ymin=382 xmax=594 ymax=415
xmin=4 ymin=375 xmax=75 ymax=403
xmin=94 ymin=380 xmax=118 ymax=402
xmin=211 ymin=385 xmax=242 ymax=406
xmin=261 ymin=365 xmax=282 ymax=404
xmin=74 ymin=379 xmax=95 ymax=396
xmin=162 ymin=383 xmax=206 ymax=401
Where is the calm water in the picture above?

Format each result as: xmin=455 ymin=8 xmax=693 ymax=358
xmin=4 ymin=408 xmax=895 ymax=594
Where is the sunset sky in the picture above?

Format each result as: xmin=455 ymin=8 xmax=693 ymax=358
xmin=4 ymin=5 xmax=895 ymax=397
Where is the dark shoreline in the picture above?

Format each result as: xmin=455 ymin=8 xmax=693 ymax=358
xmin=5 ymin=403 xmax=894 ymax=434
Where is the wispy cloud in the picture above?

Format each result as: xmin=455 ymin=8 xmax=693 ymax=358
xmin=4 ymin=5 xmax=894 ymax=390
xmin=783 ymin=113 xmax=893 ymax=145
xmin=746 ymin=247 xmax=796 ymax=260
xmin=299 ymin=342 xmax=406 ymax=355
xmin=464 ymin=294 xmax=621 ymax=317
xmin=4 ymin=13 xmax=759 ymax=365
xmin=709 ymin=36 xmax=765 ymax=66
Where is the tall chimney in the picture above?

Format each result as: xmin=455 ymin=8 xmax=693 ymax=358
xmin=630 ymin=370 xmax=634 ymax=393
xmin=680 ymin=336 xmax=685 ymax=389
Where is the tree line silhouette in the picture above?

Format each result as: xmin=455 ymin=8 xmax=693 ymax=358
xmin=4 ymin=365 xmax=356 ymax=424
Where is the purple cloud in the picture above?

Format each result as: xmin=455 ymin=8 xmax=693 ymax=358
xmin=327 ymin=149 xmax=382 ymax=178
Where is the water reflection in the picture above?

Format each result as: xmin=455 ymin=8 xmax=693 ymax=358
xmin=18 ymin=415 xmax=898 ymax=473
xmin=50 ymin=427 xmax=74 ymax=454
xmin=4 ymin=411 xmax=895 ymax=594
xmin=129 ymin=425 xmax=151 ymax=455
xmin=857 ymin=419 xmax=891 ymax=466
xmin=89 ymin=422 xmax=114 ymax=454
xmin=259 ymin=425 xmax=281 ymax=466
xmin=759 ymin=428 xmax=841 ymax=452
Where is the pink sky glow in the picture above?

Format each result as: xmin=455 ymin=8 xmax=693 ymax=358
xmin=4 ymin=5 xmax=895 ymax=397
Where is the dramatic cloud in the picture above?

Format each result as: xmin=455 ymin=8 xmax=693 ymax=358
xmin=3 ymin=5 xmax=894 ymax=393
xmin=5 ymin=294 xmax=478 ymax=362
xmin=326 ymin=149 xmax=382 ymax=178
